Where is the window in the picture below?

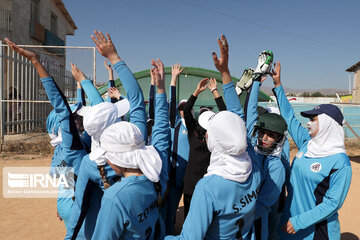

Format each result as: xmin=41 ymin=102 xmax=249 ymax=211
xmin=51 ymin=12 xmax=57 ymax=35
xmin=30 ymin=0 xmax=39 ymax=23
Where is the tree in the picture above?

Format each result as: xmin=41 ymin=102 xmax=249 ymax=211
xmin=311 ymin=92 xmax=324 ymax=97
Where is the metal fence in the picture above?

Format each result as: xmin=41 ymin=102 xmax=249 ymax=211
xmin=0 ymin=42 xmax=95 ymax=145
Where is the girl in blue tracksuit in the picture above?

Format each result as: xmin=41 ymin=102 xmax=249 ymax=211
xmin=65 ymin=31 xmax=149 ymax=239
xmin=4 ymin=38 xmax=89 ymax=231
xmin=270 ymin=61 xmax=352 ymax=240
xmin=166 ymin=35 xmax=261 ymax=240
xmin=91 ymin=66 xmax=169 ymax=239
xmin=163 ymin=63 xmax=190 ymax=235
xmin=65 ymin=64 xmax=145 ymax=239
xmin=244 ymin=77 xmax=286 ymax=240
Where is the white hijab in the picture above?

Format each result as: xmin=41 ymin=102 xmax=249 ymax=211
xmin=305 ymin=114 xmax=346 ymax=158
xmin=204 ymin=111 xmax=252 ymax=183
xmin=78 ymin=100 xmax=130 ymax=165
xmin=91 ymin=121 xmax=162 ymax=182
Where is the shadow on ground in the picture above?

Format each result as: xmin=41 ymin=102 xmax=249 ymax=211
xmin=342 ymin=232 xmax=359 ymax=240
xmin=349 ymin=156 xmax=360 ymax=164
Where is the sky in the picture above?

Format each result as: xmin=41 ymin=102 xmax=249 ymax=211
xmin=62 ymin=0 xmax=360 ymax=91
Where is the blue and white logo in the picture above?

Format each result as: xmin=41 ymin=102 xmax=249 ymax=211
xmin=310 ymin=163 xmax=322 ymax=172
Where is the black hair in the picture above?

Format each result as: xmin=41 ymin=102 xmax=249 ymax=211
xmin=97 ymin=165 xmax=111 ymax=189
xmin=153 ymin=182 xmax=165 ymax=207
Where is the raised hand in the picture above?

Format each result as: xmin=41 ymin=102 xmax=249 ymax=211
xmin=171 ymin=63 xmax=184 ymax=86
xmin=150 ymin=68 xmax=156 ymax=85
xmin=212 ymin=34 xmax=229 ymax=74
xmin=194 ymin=78 xmax=209 ymax=97
xmin=172 ymin=63 xmax=184 ymax=77
xmin=5 ymin=38 xmax=48 ymax=78
xmin=208 ymin=78 xmax=220 ymax=98
xmin=270 ymin=61 xmax=281 ymax=87
xmin=104 ymin=59 xmax=113 ymax=72
xmin=91 ymin=31 xmax=121 ymax=64
xmin=108 ymin=87 xmax=121 ymax=100
xmin=153 ymin=67 xmax=165 ymax=93
xmin=208 ymin=78 xmax=218 ymax=91
xmin=5 ymin=38 xmax=38 ymax=62
xmin=151 ymin=58 xmax=165 ymax=82
xmin=254 ymin=50 xmax=273 ymax=76
xmin=70 ymin=63 xmax=87 ymax=83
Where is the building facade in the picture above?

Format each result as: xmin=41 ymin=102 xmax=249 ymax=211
xmin=346 ymin=61 xmax=360 ymax=104
xmin=0 ymin=0 xmax=76 ymax=46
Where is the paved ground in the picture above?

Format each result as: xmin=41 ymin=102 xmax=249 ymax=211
xmin=0 ymin=151 xmax=359 ymax=239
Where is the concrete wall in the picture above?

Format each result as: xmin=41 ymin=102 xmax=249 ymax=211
xmin=270 ymin=96 xmax=338 ymax=104
xmin=353 ymin=67 xmax=360 ymax=103
xmin=0 ymin=0 xmax=75 ymax=44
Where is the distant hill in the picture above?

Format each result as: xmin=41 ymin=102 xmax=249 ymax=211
xmin=260 ymin=86 xmax=349 ymax=97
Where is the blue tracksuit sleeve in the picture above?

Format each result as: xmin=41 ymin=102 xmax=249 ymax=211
xmin=290 ymin=165 xmax=352 ymax=232
xmin=76 ymin=88 xmax=82 ymax=104
xmin=76 ymin=88 xmax=86 ymax=106
xmin=152 ymin=93 xmax=170 ymax=192
xmin=273 ymin=85 xmax=310 ymax=148
xmin=222 ymin=82 xmax=244 ymax=120
xmin=113 ymin=61 xmax=147 ymax=139
xmin=80 ymin=79 xmax=104 ymax=106
xmin=91 ymin=197 xmax=125 ymax=240
xmin=169 ymin=85 xmax=180 ymax=128
xmin=244 ymin=81 xmax=260 ymax=139
xmin=165 ymin=180 xmax=214 ymax=240
xmin=41 ymin=76 xmax=83 ymax=150
xmin=255 ymin=158 xmax=286 ymax=218
xmin=149 ymin=84 xmax=155 ymax=120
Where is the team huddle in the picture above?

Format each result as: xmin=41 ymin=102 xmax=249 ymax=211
xmin=4 ymin=31 xmax=352 ymax=240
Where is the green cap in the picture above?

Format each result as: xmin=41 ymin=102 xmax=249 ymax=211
xmin=254 ymin=113 xmax=287 ymax=135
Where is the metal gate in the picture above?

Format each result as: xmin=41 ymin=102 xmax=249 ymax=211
xmin=0 ymin=42 xmax=96 ymax=146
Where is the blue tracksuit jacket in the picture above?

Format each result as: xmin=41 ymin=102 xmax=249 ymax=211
xmin=65 ymin=61 xmax=148 ymax=239
xmin=244 ymin=81 xmax=285 ymax=240
xmin=273 ymin=85 xmax=352 ymax=240
xmin=91 ymin=92 xmax=169 ymax=240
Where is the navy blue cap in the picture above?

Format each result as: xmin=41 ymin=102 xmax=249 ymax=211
xmin=300 ymin=104 xmax=344 ymax=126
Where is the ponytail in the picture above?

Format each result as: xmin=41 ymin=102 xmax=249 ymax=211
xmin=153 ymin=182 xmax=165 ymax=207
xmin=97 ymin=165 xmax=111 ymax=189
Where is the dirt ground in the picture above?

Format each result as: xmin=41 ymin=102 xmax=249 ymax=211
xmin=0 ymin=148 xmax=359 ymax=239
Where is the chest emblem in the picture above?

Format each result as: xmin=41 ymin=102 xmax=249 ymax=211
xmin=310 ymin=163 xmax=322 ymax=173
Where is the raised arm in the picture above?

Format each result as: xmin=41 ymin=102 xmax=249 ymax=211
xmin=92 ymin=31 xmax=147 ymax=138
xmin=108 ymin=87 xmax=122 ymax=101
xmin=183 ymin=78 xmax=208 ymax=132
xmin=270 ymin=61 xmax=310 ymax=148
xmin=149 ymin=68 xmax=156 ymax=121
xmin=151 ymin=66 xmax=170 ymax=192
xmin=243 ymin=74 xmax=267 ymax=139
xmin=211 ymin=35 xmax=243 ymax=118
xmin=208 ymin=78 xmax=226 ymax=111
xmin=104 ymin=59 xmax=117 ymax=103
xmin=75 ymin=82 xmax=85 ymax=105
xmin=71 ymin=63 xmax=103 ymax=106
xmin=5 ymin=38 xmax=83 ymax=150
xmin=169 ymin=63 xmax=184 ymax=128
